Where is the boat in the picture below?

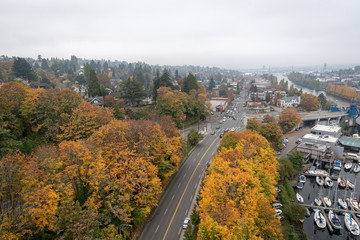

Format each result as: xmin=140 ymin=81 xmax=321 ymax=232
xmin=333 ymin=160 xmax=342 ymax=170
xmin=296 ymin=193 xmax=304 ymax=203
xmin=350 ymin=198 xmax=360 ymax=211
xmin=325 ymin=176 xmax=333 ymax=187
xmin=345 ymin=162 xmax=353 ymax=170
xmin=314 ymin=209 xmax=326 ymax=228
xmin=347 ymin=179 xmax=355 ymax=189
xmin=316 ymin=176 xmax=324 ymax=186
xmin=345 ymin=213 xmax=360 ymax=235
xmin=323 ymin=196 xmax=331 ymax=207
xmin=328 ymin=210 xmax=342 ymax=230
xmin=339 ymin=198 xmax=348 ymax=209
xmin=354 ymin=164 xmax=360 ymax=173
xmin=299 ymin=175 xmax=306 ymax=183
xmin=338 ymin=177 xmax=346 ymax=188
xmin=314 ymin=197 xmax=322 ymax=206
xmin=297 ymin=182 xmax=304 ymax=189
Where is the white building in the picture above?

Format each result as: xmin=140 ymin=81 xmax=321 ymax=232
xmin=310 ymin=124 xmax=342 ymax=138
xmin=280 ymin=96 xmax=301 ymax=108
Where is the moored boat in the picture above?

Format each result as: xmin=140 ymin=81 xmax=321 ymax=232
xmin=315 ymin=197 xmax=322 ymax=206
xmin=316 ymin=176 xmax=324 ymax=186
xmin=296 ymin=193 xmax=304 ymax=203
xmin=323 ymin=196 xmax=331 ymax=207
xmin=345 ymin=162 xmax=353 ymax=170
xmin=339 ymin=198 xmax=348 ymax=209
xmin=328 ymin=210 xmax=342 ymax=230
xmin=347 ymin=180 xmax=355 ymax=189
xmin=314 ymin=209 xmax=326 ymax=228
xmin=350 ymin=198 xmax=360 ymax=211
xmin=299 ymin=175 xmax=306 ymax=183
xmin=338 ymin=177 xmax=346 ymax=188
xmin=325 ymin=176 xmax=333 ymax=187
xmin=345 ymin=213 xmax=360 ymax=235
xmin=354 ymin=164 xmax=360 ymax=173
xmin=333 ymin=160 xmax=341 ymax=170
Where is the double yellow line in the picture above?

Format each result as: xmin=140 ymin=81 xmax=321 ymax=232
xmin=162 ymin=136 xmax=218 ymax=240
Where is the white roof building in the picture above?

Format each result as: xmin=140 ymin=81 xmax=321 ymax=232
xmin=311 ymin=124 xmax=342 ymax=138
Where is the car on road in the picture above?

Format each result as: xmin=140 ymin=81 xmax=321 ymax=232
xmin=216 ymin=125 xmax=220 ymax=129
xmin=220 ymin=133 xmax=224 ymax=138
xmin=183 ymin=218 xmax=191 ymax=229
xmin=211 ymin=131 xmax=216 ymax=135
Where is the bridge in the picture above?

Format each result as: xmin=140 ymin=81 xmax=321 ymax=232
xmin=300 ymin=111 xmax=348 ymax=123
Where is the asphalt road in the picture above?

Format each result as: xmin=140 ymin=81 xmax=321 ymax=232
xmin=139 ymin=91 xmax=247 ymax=240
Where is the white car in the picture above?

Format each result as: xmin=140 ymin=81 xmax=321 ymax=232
xmin=183 ymin=217 xmax=191 ymax=229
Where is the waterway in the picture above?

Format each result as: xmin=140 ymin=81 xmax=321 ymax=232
xmin=296 ymin=166 xmax=360 ymax=240
xmin=274 ymin=73 xmax=351 ymax=107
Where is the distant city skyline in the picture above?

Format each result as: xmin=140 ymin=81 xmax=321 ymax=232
xmin=1 ymin=0 xmax=359 ymax=70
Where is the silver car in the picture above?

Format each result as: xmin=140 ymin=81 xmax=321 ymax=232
xmin=182 ymin=217 xmax=191 ymax=229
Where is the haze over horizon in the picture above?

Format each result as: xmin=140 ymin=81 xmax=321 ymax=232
xmin=1 ymin=0 xmax=359 ymax=70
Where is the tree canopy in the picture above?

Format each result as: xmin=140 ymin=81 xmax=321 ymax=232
xmin=12 ymin=57 xmax=37 ymax=81
xmin=278 ymin=108 xmax=302 ymax=133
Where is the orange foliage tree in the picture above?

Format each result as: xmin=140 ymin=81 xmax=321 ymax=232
xmin=300 ymin=93 xmax=319 ymax=111
xmin=278 ymin=108 xmax=302 ymax=133
xmin=198 ymin=130 xmax=282 ymax=239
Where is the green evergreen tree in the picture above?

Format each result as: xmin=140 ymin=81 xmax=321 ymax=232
xmin=12 ymin=57 xmax=37 ymax=81
xmin=83 ymin=63 xmax=91 ymax=84
xmin=182 ymin=73 xmax=199 ymax=93
xmin=136 ymin=70 xmax=145 ymax=87
xmin=120 ymin=77 xmax=145 ymax=106
xmin=41 ymin=59 xmax=49 ymax=70
xmin=88 ymin=69 xmax=101 ymax=97
xmin=153 ymin=69 xmax=173 ymax=100
xmin=208 ymin=77 xmax=216 ymax=90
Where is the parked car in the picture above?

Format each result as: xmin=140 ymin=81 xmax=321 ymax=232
xmin=183 ymin=218 xmax=191 ymax=229
xmin=211 ymin=131 xmax=216 ymax=135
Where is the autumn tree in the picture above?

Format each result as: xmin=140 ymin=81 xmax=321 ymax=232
xmin=187 ymin=129 xmax=203 ymax=146
xmin=156 ymin=87 xmax=187 ymax=125
xmin=58 ymin=101 xmax=114 ymax=141
xmin=300 ymin=93 xmax=319 ymax=111
xmin=278 ymin=108 xmax=302 ymax=133
xmin=97 ymin=73 xmax=111 ymax=88
xmin=198 ymin=130 xmax=282 ymax=239
xmin=246 ymin=118 xmax=262 ymax=132
xmin=263 ymin=114 xmax=276 ymax=123
xmin=0 ymin=82 xmax=29 ymax=138
xmin=260 ymin=122 xmax=283 ymax=150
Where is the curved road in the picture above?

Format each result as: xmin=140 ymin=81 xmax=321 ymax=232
xmin=139 ymin=90 xmax=247 ymax=240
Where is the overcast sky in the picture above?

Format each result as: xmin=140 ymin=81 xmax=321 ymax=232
xmin=0 ymin=0 xmax=359 ymax=69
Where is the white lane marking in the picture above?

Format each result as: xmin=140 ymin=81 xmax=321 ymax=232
xmin=178 ymin=227 xmax=182 ymax=235
xmin=183 ymin=173 xmax=186 ymax=178
xmin=188 ymin=165 xmax=191 ymax=170
xmin=178 ymin=183 xmax=181 ymax=188
xmin=194 ymin=183 xmax=198 ymax=189
xmin=171 ymin=194 xmax=175 ymax=200
xmin=190 ymin=195 xmax=193 ymax=201
xmin=198 ymin=174 xmax=201 ymax=179
xmin=185 ymin=209 xmax=188 ymax=216
xmin=197 ymin=152 xmax=200 ymax=157
xmin=164 ymin=208 xmax=168 ymax=215
xmin=155 ymin=225 xmax=160 ymax=233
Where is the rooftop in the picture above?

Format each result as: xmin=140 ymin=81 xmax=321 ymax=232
xmin=311 ymin=124 xmax=341 ymax=133
xmin=281 ymin=96 xmax=299 ymax=102
xmin=297 ymin=142 xmax=327 ymax=152
xmin=339 ymin=136 xmax=360 ymax=148
xmin=302 ymin=133 xmax=338 ymax=143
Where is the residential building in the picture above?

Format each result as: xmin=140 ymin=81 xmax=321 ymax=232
xmin=280 ymin=96 xmax=300 ymax=108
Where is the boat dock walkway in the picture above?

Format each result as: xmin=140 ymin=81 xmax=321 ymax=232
xmin=301 ymin=203 xmax=360 ymax=232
